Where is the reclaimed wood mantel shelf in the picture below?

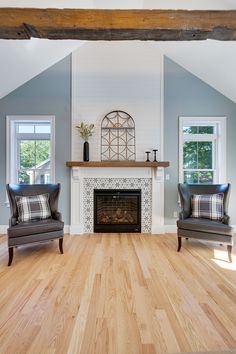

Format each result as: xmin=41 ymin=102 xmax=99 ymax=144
xmin=66 ymin=161 xmax=170 ymax=168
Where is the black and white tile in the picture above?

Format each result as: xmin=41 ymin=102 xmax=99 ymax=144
xmin=83 ymin=178 xmax=152 ymax=233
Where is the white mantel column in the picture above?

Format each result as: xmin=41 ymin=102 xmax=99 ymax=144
xmin=151 ymin=168 xmax=165 ymax=234
xmin=70 ymin=168 xmax=84 ymax=234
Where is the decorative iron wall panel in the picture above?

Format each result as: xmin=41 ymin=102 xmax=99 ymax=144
xmin=101 ymin=110 xmax=136 ymax=161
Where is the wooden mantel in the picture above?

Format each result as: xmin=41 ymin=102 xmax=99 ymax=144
xmin=1 ymin=8 xmax=236 ymax=41
xmin=66 ymin=161 xmax=169 ymax=168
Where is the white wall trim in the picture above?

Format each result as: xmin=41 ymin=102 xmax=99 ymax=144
xmin=160 ymin=53 xmax=164 ymax=161
xmin=152 ymin=225 xmax=166 ymax=234
xmin=164 ymin=225 xmax=178 ymax=233
xmin=0 ymin=225 xmax=8 ymax=235
xmin=63 ymin=225 xmax=70 ymax=234
xmin=69 ymin=225 xmax=84 ymax=235
xmin=71 ymin=52 xmax=78 ymax=161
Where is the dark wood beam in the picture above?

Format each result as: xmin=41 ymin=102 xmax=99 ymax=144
xmin=1 ymin=8 xmax=236 ymax=41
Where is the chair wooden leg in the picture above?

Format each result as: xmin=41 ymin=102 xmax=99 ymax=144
xmin=8 ymin=247 xmax=14 ymax=266
xmin=177 ymin=237 xmax=182 ymax=252
xmin=59 ymin=238 xmax=64 ymax=254
xmin=227 ymin=245 xmax=232 ymax=263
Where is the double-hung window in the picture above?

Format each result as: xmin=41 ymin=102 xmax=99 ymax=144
xmin=6 ymin=116 xmax=55 ymax=185
xmin=179 ymin=117 xmax=226 ymax=184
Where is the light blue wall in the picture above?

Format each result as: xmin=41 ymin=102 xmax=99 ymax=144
xmin=164 ymin=56 xmax=236 ymax=225
xmin=1 ymin=54 xmax=235 ymax=227
xmin=0 ymin=56 xmax=71 ymax=224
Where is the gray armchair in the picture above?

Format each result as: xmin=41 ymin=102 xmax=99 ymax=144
xmin=177 ymin=183 xmax=233 ymax=262
xmin=7 ymin=183 xmax=64 ymax=266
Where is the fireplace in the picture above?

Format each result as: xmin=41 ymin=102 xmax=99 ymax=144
xmin=94 ymin=189 xmax=141 ymax=232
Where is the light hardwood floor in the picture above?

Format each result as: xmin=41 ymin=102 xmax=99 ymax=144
xmin=0 ymin=233 xmax=235 ymax=354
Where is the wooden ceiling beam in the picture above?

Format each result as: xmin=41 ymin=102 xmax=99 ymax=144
xmin=1 ymin=8 xmax=236 ymax=41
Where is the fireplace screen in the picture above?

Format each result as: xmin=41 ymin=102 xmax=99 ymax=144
xmin=94 ymin=189 xmax=141 ymax=232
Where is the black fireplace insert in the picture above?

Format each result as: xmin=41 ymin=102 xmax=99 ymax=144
xmin=94 ymin=189 xmax=141 ymax=232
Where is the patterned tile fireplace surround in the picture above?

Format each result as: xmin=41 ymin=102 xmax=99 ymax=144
xmin=70 ymin=167 xmax=164 ymax=234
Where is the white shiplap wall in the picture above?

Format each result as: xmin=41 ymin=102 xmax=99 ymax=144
xmin=72 ymin=42 xmax=163 ymax=161
xmin=70 ymin=42 xmax=165 ymax=233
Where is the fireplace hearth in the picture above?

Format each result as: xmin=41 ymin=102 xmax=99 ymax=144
xmin=94 ymin=189 xmax=141 ymax=232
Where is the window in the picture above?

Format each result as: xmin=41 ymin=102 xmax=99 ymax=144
xmin=6 ymin=116 xmax=55 ymax=185
xmin=179 ymin=117 xmax=226 ymax=184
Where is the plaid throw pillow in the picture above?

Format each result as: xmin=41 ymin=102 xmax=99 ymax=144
xmin=15 ymin=194 xmax=51 ymax=223
xmin=191 ymin=193 xmax=224 ymax=221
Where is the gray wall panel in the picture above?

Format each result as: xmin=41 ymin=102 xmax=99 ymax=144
xmin=164 ymin=56 xmax=236 ymax=225
xmin=0 ymin=56 xmax=71 ymax=225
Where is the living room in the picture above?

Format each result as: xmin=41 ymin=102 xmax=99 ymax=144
xmin=0 ymin=2 xmax=236 ymax=354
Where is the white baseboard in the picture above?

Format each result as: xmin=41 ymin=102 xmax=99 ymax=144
xmin=0 ymin=225 xmax=8 ymax=234
xmin=151 ymin=225 xmax=166 ymax=234
xmin=164 ymin=225 xmax=177 ymax=233
xmin=63 ymin=225 xmax=70 ymax=233
xmin=69 ymin=225 xmax=84 ymax=234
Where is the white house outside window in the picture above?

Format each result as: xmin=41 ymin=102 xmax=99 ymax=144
xmin=179 ymin=117 xmax=226 ymax=184
xmin=6 ymin=116 xmax=55 ymax=185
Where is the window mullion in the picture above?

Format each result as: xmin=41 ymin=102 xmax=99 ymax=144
xmin=16 ymin=133 xmax=50 ymax=140
xmin=183 ymin=134 xmax=216 ymax=142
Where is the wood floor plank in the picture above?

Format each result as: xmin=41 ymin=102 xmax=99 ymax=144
xmin=200 ymin=303 xmax=236 ymax=348
xmin=0 ymin=233 xmax=235 ymax=354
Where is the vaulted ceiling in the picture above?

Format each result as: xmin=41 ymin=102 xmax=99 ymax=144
xmin=0 ymin=1 xmax=236 ymax=102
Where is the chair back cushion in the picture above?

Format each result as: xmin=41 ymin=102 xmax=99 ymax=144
xmin=15 ymin=194 xmax=51 ymax=223
xmin=178 ymin=183 xmax=230 ymax=218
xmin=7 ymin=184 xmax=61 ymax=220
xmin=191 ymin=193 xmax=223 ymax=221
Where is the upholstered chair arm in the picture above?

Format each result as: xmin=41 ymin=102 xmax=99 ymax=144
xmin=52 ymin=211 xmax=62 ymax=221
xmin=9 ymin=216 xmax=17 ymax=227
xmin=222 ymin=214 xmax=230 ymax=225
xmin=179 ymin=211 xmax=188 ymax=220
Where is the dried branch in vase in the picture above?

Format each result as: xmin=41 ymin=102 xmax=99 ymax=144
xmin=75 ymin=122 xmax=95 ymax=141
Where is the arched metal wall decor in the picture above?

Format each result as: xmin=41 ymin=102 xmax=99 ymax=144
xmin=101 ymin=110 xmax=136 ymax=161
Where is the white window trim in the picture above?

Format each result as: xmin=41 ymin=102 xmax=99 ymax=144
xmin=179 ymin=116 xmax=226 ymax=184
xmin=6 ymin=115 xmax=55 ymax=193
